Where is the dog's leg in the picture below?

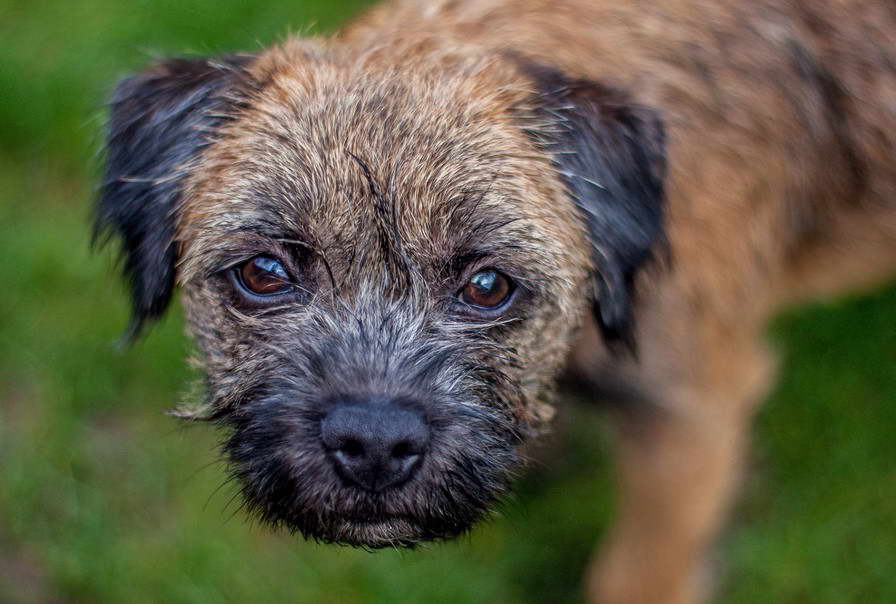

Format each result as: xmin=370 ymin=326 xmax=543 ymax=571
xmin=586 ymin=290 xmax=776 ymax=604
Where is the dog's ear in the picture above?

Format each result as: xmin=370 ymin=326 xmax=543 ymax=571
xmin=521 ymin=63 xmax=667 ymax=349
xmin=94 ymin=55 xmax=255 ymax=339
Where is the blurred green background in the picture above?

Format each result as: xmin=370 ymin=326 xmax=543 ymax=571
xmin=1 ymin=1 xmax=895 ymax=602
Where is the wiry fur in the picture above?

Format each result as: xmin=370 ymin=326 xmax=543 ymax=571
xmin=152 ymin=46 xmax=594 ymax=547
xmin=95 ymin=1 xmax=896 ymax=603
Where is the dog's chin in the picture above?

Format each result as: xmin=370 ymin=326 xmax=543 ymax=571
xmin=267 ymin=498 xmax=485 ymax=549
xmin=311 ymin=516 xmax=460 ymax=549
xmin=244 ymin=502 xmax=484 ymax=549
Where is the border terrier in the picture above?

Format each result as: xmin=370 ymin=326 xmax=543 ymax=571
xmin=94 ymin=0 xmax=896 ymax=602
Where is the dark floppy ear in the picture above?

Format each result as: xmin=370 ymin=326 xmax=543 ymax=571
xmin=94 ymin=55 xmax=255 ymax=339
xmin=521 ymin=63 xmax=667 ymax=349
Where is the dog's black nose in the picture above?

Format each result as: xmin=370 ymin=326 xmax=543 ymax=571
xmin=320 ymin=401 xmax=430 ymax=492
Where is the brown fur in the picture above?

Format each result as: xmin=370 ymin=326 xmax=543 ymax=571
xmin=97 ymin=1 xmax=896 ymax=602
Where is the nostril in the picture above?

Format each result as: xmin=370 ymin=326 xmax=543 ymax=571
xmin=341 ymin=438 xmax=365 ymax=458
xmin=391 ymin=440 xmax=415 ymax=459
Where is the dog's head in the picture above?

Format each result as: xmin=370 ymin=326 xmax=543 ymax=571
xmin=95 ymin=40 xmax=664 ymax=546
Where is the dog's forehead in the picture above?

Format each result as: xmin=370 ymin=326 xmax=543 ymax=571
xmin=245 ymin=69 xmax=525 ymax=239
xmin=183 ymin=58 xmax=577 ymax=274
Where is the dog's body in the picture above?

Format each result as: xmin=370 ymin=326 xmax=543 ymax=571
xmin=95 ymin=1 xmax=896 ymax=602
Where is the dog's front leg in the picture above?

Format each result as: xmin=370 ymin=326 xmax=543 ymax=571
xmin=586 ymin=294 xmax=776 ymax=604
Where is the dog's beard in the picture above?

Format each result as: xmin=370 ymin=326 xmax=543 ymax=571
xmin=219 ymin=391 xmax=523 ymax=547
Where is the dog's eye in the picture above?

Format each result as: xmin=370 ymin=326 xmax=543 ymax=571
xmin=460 ymin=269 xmax=514 ymax=309
xmin=237 ymin=256 xmax=293 ymax=296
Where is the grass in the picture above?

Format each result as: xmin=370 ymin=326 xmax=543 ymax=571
xmin=1 ymin=1 xmax=895 ymax=602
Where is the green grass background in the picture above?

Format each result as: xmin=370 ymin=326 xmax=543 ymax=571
xmin=1 ymin=1 xmax=895 ymax=602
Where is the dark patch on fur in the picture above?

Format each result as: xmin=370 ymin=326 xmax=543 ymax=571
xmin=518 ymin=60 xmax=667 ymax=348
xmin=94 ymin=55 xmax=255 ymax=338
xmin=785 ymin=40 xmax=867 ymax=200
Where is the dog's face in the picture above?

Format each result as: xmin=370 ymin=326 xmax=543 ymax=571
xmin=96 ymin=41 xmax=664 ymax=546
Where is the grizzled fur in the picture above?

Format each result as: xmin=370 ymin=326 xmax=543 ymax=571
xmin=98 ymin=42 xmax=610 ymax=546
xmin=96 ymin=1 xmax=896 ymax=602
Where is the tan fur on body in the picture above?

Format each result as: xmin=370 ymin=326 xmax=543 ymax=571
xmin=97 ymin=1 xmax=896 ymax=603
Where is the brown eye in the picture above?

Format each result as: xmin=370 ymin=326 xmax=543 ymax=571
xmin=237 ymin=256 xmax=293 ymax=296
xmin=460 ymin=269 xmax=514 ymax=309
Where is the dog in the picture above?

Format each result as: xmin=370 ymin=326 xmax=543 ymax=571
xmin=94 ymin=1 xmax=896 ymax=602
